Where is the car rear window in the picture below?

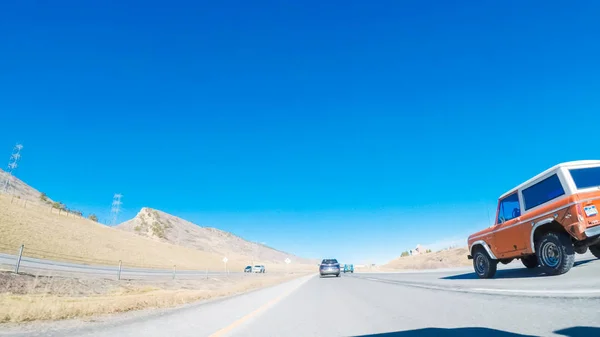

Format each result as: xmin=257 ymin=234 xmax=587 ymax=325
xmin=570 ymin=167 xmax=600 ymax=190
xmin=322 ymin=259 xmax=338 ymax=264
xmin=522 ymin=174 xmax=565 ymax=210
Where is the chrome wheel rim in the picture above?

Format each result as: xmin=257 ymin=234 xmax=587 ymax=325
xmin=475 ymin=254 xmax=488 ymax=275
xmin=541 ymin=242 xmax=561 ymax=268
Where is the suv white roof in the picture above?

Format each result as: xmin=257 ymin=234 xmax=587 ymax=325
xmin=499 ymin=160 xmax=600 ymax=199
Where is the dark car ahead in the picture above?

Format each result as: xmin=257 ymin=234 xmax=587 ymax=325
xmin=319 ymin=259 xmax=341 ymax=278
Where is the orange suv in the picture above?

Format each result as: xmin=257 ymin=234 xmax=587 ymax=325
xmin=467 ymin=161 xmax=600 ymax=278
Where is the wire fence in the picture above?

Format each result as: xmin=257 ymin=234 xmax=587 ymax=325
xmin=0 ymin=242 xmax=173 ymax=269
xmin=0 ymin=243 xmax=239 ymax=281
xmin=2 ymin=194 xmax=103 ymax=221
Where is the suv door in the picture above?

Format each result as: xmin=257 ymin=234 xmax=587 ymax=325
xmin=493 ymin=192 xmax=528 ymax=256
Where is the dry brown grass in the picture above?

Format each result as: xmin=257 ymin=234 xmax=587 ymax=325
xmin=0 ymin=271 xmax=307 ymax=323
xmin=0 ymin=195 xmax=316 ymax=273
xmin=0 ymin=194 xmax=249 ymax=271
xmin=370 ymin=247 xmax=471 ymax=271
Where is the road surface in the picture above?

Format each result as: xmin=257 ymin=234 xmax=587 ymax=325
xmin=3 ymin=255 xmax=599 ymax=337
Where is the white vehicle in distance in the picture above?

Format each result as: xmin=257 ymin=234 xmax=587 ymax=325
xmin=252 ymin=265 xmax=265 ymax=273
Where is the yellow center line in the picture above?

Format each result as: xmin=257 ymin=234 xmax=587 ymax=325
xmin=208 ymin=275 xmax=313 ymax=337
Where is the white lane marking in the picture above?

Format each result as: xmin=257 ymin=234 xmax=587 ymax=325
xmin=360 ymin=276 xmax=600 ymax=297
xmin=209 ymin=274 xmax=315 ymax=337
xmin=473 ymin=288 xmax=600 ymax=294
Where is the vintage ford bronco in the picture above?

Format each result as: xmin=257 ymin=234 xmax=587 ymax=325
xmin=467 ymin=160 xmax=600 ymax=278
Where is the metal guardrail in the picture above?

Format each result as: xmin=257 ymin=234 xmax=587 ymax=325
xmin=0 ymin=244 xmax=240 ymax=281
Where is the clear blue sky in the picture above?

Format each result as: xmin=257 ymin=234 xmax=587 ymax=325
xmin=1 ymin=1 xmax=599 ymax=263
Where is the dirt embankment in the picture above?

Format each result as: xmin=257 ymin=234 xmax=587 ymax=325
xmin=357 ymin=247 xmax=471 ymax=272
xmin=0 ymin=271 xmax=308 ymax=323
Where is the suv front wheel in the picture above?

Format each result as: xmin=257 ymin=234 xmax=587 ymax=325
xmin=473 ymin=248 xmax=497 ymax=279
xmin=536 ymin=232 xmax=575 ymax=276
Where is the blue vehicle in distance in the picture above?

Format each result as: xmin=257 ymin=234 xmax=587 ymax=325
xmin=343 ymin=264 xmax=354 ymax=273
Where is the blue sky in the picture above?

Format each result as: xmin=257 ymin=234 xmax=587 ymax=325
xmin=1 ymin=1 xmax=599 ymax=263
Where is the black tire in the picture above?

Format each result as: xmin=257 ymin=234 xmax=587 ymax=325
xmin=536 ymin=232 xmax=575 ymax=276
xmin=472 ymin=248 xmax=497 ymax=279
xmin=336 ymin=274 xmax=340 ymax=277
xmin=521 ymin=255 xmax=538 ymax=269
xmin=499 ymin=259 xmax=513 ymax=265
xmin=590 ymin=244 xmax=600 ymax=259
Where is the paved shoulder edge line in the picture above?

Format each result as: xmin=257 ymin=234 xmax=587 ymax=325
xmin=358 ymin=276 xmax=600 ymax=299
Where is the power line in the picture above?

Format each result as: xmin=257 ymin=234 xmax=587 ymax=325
xmin=110 ymin=193 xmax=123 ymax=225
xmin=2 ymin=143 xmax=23 ymax=193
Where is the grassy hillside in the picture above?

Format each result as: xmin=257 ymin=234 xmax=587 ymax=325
xmin=0 ymin=169 xmax=53 ymax=205
xmin=0 ymin=194 xmax=248 ymax=271
xmin=0 ymin=194 xmax=317 ymax=272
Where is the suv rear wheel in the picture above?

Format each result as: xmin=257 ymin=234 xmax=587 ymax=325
xmin=521 ymin=255 xmax=538 ymax=269
xmin=536 ymin=232 xmax=575 ymax=276
xmin=473 ymin=248 xmax=497 ymax=279
xmin=590 ymin=244 xmax=600 ymax=259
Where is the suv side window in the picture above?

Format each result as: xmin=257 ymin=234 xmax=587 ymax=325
xmin=497 ymin=192 xmax=520 ymax=224
xmin=522 ymin=174 xmax=565 ymax=210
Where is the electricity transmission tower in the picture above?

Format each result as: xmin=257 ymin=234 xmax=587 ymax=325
xmin=252 ymin=241 xmax=258 ymax=265
xmin=110 ymin=193 xmax=123 ymax=225
xmin=3 ymin=144 xmax=23 ymax=193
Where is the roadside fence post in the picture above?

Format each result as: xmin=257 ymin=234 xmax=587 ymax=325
xmin=118 ymin=260 xmax=122 ymax=280
xmin=205 ymin=267 xmax=208 ymax=280
xmin=172 ymin=265 xmax=176 ymax=280
xmin=14 ymin=244 xmax=24 ymax=274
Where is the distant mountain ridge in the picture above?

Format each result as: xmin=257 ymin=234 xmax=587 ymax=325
xmin=117 ymin=207 xmax=316 ymax=265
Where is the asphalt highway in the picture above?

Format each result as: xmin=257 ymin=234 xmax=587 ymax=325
xmin=4 ymin=255 xmax=599 ymax=337
xmin=357 ymin=252 xmax=600 ymax=298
